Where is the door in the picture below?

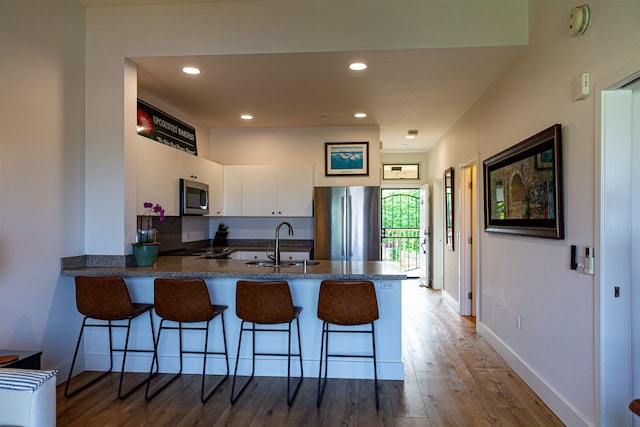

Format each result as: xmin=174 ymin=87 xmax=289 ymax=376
xmin=419 ymin=185 xmax=431 ymax=286
xmin=348 ymin=186 xmax=381 ymax=261
xmin=459 ymin=162 xmax=477 ymax=316
xmin=381 ymin=189 xmax=421 ymax=274
xmin=314 ymin=186 xmax=347 ymax=260
xmin=600 ymin=80 xmax=639 ymax=425
xmin=432 ymin=178 xmax=444 ymax=290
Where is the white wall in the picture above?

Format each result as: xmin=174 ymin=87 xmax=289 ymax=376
xmin=425 ymin=1 xmax=640 ymax=425
xmin=0 ymin=0 xmax=86 ymax=377
xmin=84 ymin=0 xmax=528 ymax=255
xmin=210 ymin=126 xmax=380 ymax=186
xmin=138 ymin=89 xmax=211 ymax=161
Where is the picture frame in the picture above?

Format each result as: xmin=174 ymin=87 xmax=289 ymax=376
xmin=444 ymin=167 xmax=454 ymax=251
xmin=325 ymin=142 xmax=369 ymax=176
xmin=382 ymin=163 xmax=420 ymax=180
xmin=483 ymin=124 xmax=564 ymax=239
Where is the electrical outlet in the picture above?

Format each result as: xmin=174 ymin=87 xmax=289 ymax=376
xmin=381 ymin=282 xmax=395 ymax=290
xmin=516 ymin=315 xmax=522 ymax=329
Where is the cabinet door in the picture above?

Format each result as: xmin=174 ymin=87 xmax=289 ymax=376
xmin=236 ymin=250 xmax=270 ymax=260
xmin=208 ymin=162 xmax=224 ymax=216
xmin=241 ymin=165 xmax=277 ymax=216
xmin=179 ymin=153 xmax=224 ymax=216
xmin=137 ymin=139 xmax=179 ymax=216
xmin=276 ymin=165 xmax=313 ymax=216
xmin=280 ymin=251 xmax=310 ymax=261
xmin=223 ymin=165 xmax=242 ymax=216
xmin=179 ymin=151 xmax=208 ymax=182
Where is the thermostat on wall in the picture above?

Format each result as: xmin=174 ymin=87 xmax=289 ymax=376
xmin=572 ymin=73 xmax=590 ymax=101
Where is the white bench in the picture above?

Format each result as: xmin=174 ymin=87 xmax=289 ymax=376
xmin=0 ymin=369 xmax=57 ymax=427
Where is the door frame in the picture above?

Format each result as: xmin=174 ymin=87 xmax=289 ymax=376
xmin=596 ymin=56 xmax=640 ymax=425
xmin=419 ymin=184 xmax=431 ymax=286
xmin=458 ymin=155 xmax=480 ymax=317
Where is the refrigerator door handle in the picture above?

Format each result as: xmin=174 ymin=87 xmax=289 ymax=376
xmin=347 ymin=194 xmax=353 ymax=258
xmin=341 ymin=196 xmax=346 ymax=257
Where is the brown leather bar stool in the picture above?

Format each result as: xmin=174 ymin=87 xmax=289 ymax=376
xmin=316 ymin=279 xmax=380 ymax=409
xmin=65 ymin=275 xmax=157 ymax=400
xmin=231 ymin=280 xmax=303 ymax=406
xmin=145 ymin=278 xmax=229 ymax=403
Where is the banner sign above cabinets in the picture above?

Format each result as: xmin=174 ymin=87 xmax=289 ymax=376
xmin=136 ymin=99 xmax=197 ymax=155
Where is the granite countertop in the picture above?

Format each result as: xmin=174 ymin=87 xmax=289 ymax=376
xmin=60 ymin=257 xmax=406 ymax=281
xmin=159 ymin=239 xmax=314 ymax=257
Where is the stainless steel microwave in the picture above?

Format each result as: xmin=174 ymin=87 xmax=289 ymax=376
xmin=180 ymin=179 xmax=209 ymax=215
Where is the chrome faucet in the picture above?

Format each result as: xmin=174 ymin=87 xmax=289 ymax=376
xmin=272 ymin=221 xmax=294 ymax=266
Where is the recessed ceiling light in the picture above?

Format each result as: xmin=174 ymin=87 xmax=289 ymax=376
xmin=349 ymin=62 xmax=367 ymax=71
xmin=240 ymin=114 xmax=253 ymax=120
xmin=354 ymin=113 xmax=367 ymax=118
xmin=182 ymin=67 xmax=200 ymax=75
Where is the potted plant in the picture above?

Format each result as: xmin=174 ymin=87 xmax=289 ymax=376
xmin=132 ymin=202 xmax=165 ymax=266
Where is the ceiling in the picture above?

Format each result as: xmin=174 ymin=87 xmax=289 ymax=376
xmin=133 ymin=47 xmax=524 ymax=152
xmin=81 ymin=0 xmax=526 ymax=152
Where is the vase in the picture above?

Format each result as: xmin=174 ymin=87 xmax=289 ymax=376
xmin=137 ymin=228 xmax=157 ymax=244
xmin=132 ymin=243 xmax=159 ymax=267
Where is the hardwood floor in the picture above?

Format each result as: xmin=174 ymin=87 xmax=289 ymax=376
xmin=56 ymin=280 xmax=564 ymax=426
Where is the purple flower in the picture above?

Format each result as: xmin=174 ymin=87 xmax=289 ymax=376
xmin=138 ymin=201 xmax=166 ymax=243
xmin=153 ymin=204 xmax=166 ymax=221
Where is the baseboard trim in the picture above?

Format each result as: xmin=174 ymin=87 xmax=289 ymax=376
xmin=476 ymin=321 xmax=591 ymax=427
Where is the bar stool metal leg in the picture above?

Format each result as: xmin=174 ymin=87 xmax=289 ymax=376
xmin=231 ymin=317 xmax=303 ymax=406
xmin=316 ymin=280 xmax=380 ymax=409
xmin=64 ymin=318 xmax=114 ymax=398
xmin=146 ymin=314 xmax=229 ymax=403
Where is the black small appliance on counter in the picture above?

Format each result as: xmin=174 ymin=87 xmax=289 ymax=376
xmin=213 ymin=223 xmax=229 ymax=247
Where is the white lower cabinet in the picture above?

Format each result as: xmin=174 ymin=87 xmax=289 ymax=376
xmin=230 ymin=250 xmax=310 ymax=261
xmin=232 ymin=250 xmax=269 ymax=260
xmin=280 ymin=251 xmax=310 ymax=261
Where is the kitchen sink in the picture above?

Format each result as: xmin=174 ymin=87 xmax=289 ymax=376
xmin=245 ymin=260 xmax=278 ymax=266
xmin=287 ymin=261 xmax=320 ymax=266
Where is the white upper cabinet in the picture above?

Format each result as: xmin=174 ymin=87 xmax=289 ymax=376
xmin=241 ymin=165 xmax=277 ymax=216
xmin=137 ymin=138 xmax=225 ymax=217
xmin=178 ymin=151 xmax=210 ymax=182
xmin=276 ymin=165 xmax=313 ymax=217
xmin=137 ymin=138 xmax=180 ymax=216
xmin=240 ymin=165 xmax=313 ymax=217
xmin=179 ymin=152 xmax=224 ymax=216
xmin=207 ymin=162 xmax=224 ymax=216
xmin=137 ymin=140 xmax=313 ymax=218
xmin=223 ymin=165 xmax=242 ymax=216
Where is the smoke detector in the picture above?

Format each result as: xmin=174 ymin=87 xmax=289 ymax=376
xmin=568 ymin=5 xmax=590 ymax=35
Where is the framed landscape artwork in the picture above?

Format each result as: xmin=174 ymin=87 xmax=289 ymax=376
xmin=325 ymin=142 xmax=369 ymax=176
xmin=483 ymin=124 xmax=564 ymax=239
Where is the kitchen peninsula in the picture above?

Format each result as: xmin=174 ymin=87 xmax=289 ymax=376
xmin=61 ymin=257 xmax=406 ymax=381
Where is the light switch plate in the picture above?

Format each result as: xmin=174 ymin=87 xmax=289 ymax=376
xmin=573 ymin=73 xmax=590 ymax=101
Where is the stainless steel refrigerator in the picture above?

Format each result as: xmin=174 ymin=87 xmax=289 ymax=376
xmin=313 ymin=186 xmax=381 ymax=261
